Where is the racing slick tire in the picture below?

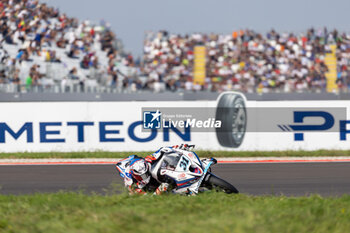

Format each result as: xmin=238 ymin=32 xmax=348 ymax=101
xmin=215 ymin=92 xmax=247 ymax=148
xmin=207 ymin=173 xmax=239 ymax=194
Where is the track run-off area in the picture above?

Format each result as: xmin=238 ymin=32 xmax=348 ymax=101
xmin=1 ymin=157 xmax=350 ymax=196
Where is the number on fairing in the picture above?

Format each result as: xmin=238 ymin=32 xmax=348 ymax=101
xmin=179 ymin=157 xmax=190 ymax=170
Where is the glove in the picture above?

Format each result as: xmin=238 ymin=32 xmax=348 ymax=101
xmin=154 ymin=183 xmax=169 ymax=195
xmin=128 ymin=186 xmax=147 ymax=195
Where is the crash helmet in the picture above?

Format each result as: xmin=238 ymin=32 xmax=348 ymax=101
xmin=130 ymin=159 xmax=151 ymax=184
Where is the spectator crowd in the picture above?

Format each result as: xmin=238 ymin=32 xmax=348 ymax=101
xmin=142 ymin=29 xmax=350 ymax=93
xmin=0 ymin=0 xmax=132 ymax=92
xmin=0 ymin=0 xmax=350 ymax=93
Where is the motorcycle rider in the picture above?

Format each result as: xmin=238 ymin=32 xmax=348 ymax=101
xmin=116 ymin=144 xmax=193 ymax=195
xmin=116 ymin=154 xmax=156 ymax=194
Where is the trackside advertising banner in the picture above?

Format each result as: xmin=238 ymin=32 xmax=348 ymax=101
xmin=1 ymin=92 xmax=350 ymax=152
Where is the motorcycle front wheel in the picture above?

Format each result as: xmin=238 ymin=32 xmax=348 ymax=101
xmin=206 ymin=173 xmax=239 ymax=194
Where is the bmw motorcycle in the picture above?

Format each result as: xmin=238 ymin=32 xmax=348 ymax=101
xmin=150 ymin=145 xmax=239 ymax=194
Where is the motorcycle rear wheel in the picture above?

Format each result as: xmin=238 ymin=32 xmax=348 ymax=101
xmin=206 ymin=173 xmax=239 ymax=194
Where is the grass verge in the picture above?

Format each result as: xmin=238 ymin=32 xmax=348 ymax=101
xmin=0 ymin=150 xmax=350 ymax=159
xmin=0 ymin=192 xmax=349 ymax=233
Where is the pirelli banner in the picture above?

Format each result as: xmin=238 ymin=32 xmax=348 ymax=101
xmin=193 ymin=46 xmax=206 ymax=85
xmin=1 ymin=92 xmax=350 ymax=152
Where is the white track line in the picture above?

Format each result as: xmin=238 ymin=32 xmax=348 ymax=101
xmin=1 ymin=157 xmax=350 ymax=165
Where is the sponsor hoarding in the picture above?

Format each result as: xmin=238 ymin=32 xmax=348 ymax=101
xmin=1 ymin=93 xmax=350 ymax=152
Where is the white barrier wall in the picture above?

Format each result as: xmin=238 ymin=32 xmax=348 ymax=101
xmin=0 ymin=100 xmax=350 ymax=152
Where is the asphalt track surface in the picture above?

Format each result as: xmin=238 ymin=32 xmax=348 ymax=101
xmin=1 ymin=162 xmax=350 ymax=196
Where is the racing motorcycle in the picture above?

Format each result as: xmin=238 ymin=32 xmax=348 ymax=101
xmin=116 ymin=145 xmax=238 ymax=195
xmin=151 ymin=145 xmax=239 ymax=194
xmin=151 ymin=145 xmax=238 ymax=194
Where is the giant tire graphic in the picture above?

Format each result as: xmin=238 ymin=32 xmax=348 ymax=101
xmin=215 ymin=93 xmax=247 ymax=148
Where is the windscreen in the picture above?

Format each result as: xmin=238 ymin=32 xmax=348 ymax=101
xmin=161 ymin=153 xmax=181 ymax=171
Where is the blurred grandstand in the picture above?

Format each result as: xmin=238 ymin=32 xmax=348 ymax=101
xmin=0 ymin=0 xmax=349 ymax=94
xmin=143 ymin=30 xmax=347 ymax=93
xmin=0 ymin=0 xmax=136 ymax=93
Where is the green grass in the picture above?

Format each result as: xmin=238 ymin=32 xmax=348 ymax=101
xmin=0 ymin=150 xmax=350 ymax=159
xmin=0 ymin=192 xmax=350 ymax=233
